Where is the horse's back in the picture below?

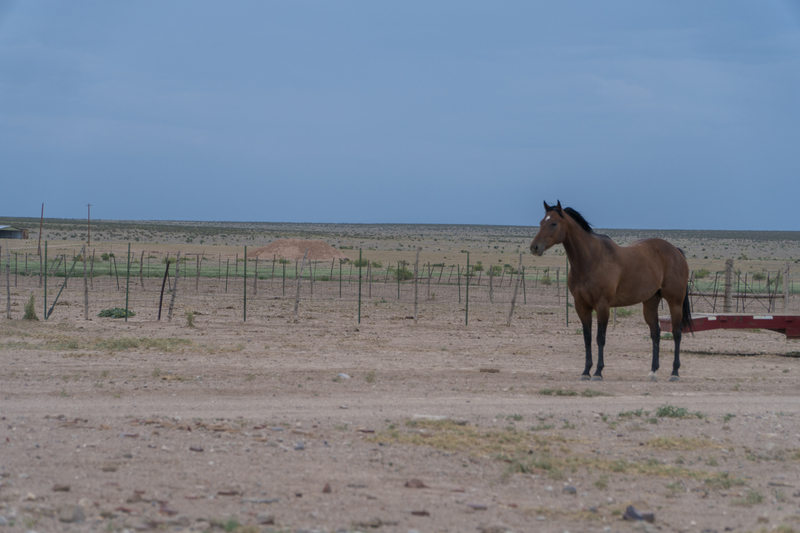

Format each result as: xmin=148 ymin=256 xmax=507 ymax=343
xmin=628 ymin=238 xmax=689 ymax=289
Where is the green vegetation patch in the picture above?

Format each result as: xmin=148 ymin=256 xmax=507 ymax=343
xmin=646 ymin=436 xmax=718 ymax=451
xmin=98 ymin=307 xmax=136 ymax=318
xmin=655 ymin=404 xmax=704 ymax=419
xmin=373 ymin=419 xmax=708 ymax=481
xmin=539 ymin=388 xmax=612 ymax=397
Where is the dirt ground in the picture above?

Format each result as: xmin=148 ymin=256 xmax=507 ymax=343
xmin=2 ymin=284 xmax=800 ymax=533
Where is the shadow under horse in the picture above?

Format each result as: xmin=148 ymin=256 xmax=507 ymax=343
xmin=530 ymin=201 xmax=692 ymax=382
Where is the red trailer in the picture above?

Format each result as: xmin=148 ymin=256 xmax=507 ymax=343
xmin=659 ymin=313 xmax=800 ymax=340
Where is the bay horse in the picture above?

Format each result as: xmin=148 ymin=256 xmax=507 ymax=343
xmin=530 ymin=201 xmax=692 ymax=381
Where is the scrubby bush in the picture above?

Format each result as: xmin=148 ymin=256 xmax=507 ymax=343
xmin=23 ymin=294 xmax=38 ymax=320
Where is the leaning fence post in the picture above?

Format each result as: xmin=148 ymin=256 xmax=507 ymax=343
xmin=140 ymin=250 xmax=145 ymax=290
xmin=157 ymin=260 xmax=170 ymax=321
xmin=506 ymin=253 xmax=523 ymax=326
xmin=167 ymin=252 xmax=181 ymax=322
xmin=358 ymin=249 xmax=362 ymax=324
xmin=724 ymin=259 xmax=733 ymax=313
xmin=522 ymin=266 xmax=527 ymax=305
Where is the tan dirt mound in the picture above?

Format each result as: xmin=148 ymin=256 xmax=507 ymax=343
xmin=247 ymin=239 xmax=346 ymax=261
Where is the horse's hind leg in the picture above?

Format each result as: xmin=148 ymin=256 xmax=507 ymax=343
xmin=668 ymin=299 xmax=684 ymax=381
xmin=642 ymin=294 xmax=662 ymax=382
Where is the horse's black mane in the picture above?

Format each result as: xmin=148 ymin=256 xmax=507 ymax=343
xmin=563 ymin=207 xmax=593 ymax=233
xmin=546 ymin=204 xmax=593 ymax=233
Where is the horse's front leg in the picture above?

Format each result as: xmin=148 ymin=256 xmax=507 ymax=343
xmin=593 ymin=304 xmax=610 ymax=381
xmin=575 ymin=301 xmax=594 ymax=380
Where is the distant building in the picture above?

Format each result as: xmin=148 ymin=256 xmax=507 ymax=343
xmin=0 ymin=226 xmax=29 ymax=239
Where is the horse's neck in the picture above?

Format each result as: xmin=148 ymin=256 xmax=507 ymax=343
xmin=562 ymin=225 xmax=607 ymax=275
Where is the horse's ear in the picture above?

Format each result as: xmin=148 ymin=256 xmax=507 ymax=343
xmin=556 ymin=200 xmax=563 ymax=213
xmin=543 ymin=201 xmax=551 ymax=211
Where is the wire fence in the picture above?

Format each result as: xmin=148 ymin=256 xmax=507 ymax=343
xmin=3 ymin=243 xmax=797 ymax=324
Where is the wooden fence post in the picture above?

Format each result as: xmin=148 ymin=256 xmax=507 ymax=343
xmin=124 ymin=243 xmax=131 ymax=322
xmin=413 ymin=248 xmax=420 ymax=324
xmin=784 ymin=262 xmax=790 ymax=312
xmin=167 ymin=252 xmax=181 ymax=322
xmin=140 ymin=250 xmax=145 ymax=290
xmin=294 ymin=249 xmax=308 ymax=320
xmin=90 ymin=250 xmax=95 ymax=289
xmin=243 ymin=246 xmax=247 ymax=322
xmin=427 ymin=262 xmax=432 ymax=300
xmin=253 ymin=255 xmax=258 ymax=296
xmin=489 ymin=264 xmax=494 ymax=303
xmin=724 ymin=259 xmax=733 ymax=313
xmin=4 ymin=247 xmax=10 ymax=320
xmin=83 ymin=246 xmax=88 ymax=320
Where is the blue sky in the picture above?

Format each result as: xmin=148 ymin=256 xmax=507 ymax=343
xmin=1 ymin=2 xmax=798 ymax=230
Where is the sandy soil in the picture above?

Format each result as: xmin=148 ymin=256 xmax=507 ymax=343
xmin=1 ymin=282 xmax=800 ymax=533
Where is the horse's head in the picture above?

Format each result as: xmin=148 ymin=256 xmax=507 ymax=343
xmin=530 ymin=200 xmax=567 ymax=256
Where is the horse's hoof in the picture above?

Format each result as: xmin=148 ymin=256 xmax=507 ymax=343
xmin=591 ymin=376 xmax=603 ymax=382
xmin=579 ymin=375 xmax=591 ymax=381
xmin=648 ymin=372 xmax=657 ymax=382
xmin=669 ymin=375 xmax=680 ymax=382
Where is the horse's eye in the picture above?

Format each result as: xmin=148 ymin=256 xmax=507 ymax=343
xmin=550 ymin=222 xmax=557 ymax=228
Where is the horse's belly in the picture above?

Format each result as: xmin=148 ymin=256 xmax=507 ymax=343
xmin=611 ymin=280 xmax=660 ymax=307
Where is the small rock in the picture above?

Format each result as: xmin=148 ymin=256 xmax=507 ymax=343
xmin=467 ymin=503 xmax=488 ymax=510
xmin=544 ymin=485 xmax=553 ymax=492
xmin=58 ymin=505 xmax=86 ymax=523
xmin=322 ymin=483 xmax=332 ymax=493
xmin=405 ymin=479 xmax=427 ymax=489
xmin=411 ymin=510 xmax=430 ymax=516
xmin=256 ymin=514 xmax=275 ymax=525
xmin=294 ymin=441 xmax=305 ymax=451
xmin=52 ymin=484 xmax=70 ymax=492
xmin=479 ymin=526 xmax=512 ymax=533
xmin=0 ymin=517 xmax=8 ymax=526
xmin=622 ymin=505 xmax=654 ymax=523
xmin=338 ymin=373 xmax=351 ymax=379
xmin=354 ymin=518 xmax=383 ymax=528
xmin=562 ymin=486 xmax=577 ymax=495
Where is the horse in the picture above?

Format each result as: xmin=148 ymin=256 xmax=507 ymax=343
xmin=530 ymin=201 xmax=692 ymax=381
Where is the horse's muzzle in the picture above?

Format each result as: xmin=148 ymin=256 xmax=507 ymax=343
xmin=530 ymin=242 xmax=545 ymax=256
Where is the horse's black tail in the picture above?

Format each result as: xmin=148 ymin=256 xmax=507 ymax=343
xmin=681 ymin=285 xmax=693 ymax=334
xmin=677 ymin=248 xmax=693 ymax=334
